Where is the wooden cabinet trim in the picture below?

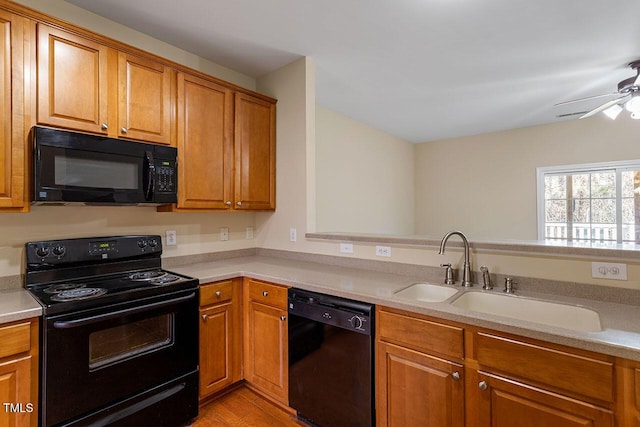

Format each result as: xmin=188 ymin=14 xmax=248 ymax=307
xmin=475 ymin=331 xmax=614 ymax=403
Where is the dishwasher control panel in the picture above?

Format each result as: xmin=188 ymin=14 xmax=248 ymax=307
xmin=288 ymin=288 xmax=373 ymax=335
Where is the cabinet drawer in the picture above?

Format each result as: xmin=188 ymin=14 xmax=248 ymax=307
xmin=377 ymin=309 xmax=464 ymax=360
xmin=0 ymin=322 xmax=31 ymax=359
xmin=476 ymin=332 xmax=614 ymax=402
xmin=635 ymin=368 xmax=640 ymax=410
xmin=200 ymin=280 xmax=234 ymax=306
xmin=247 ymin=279 xmax=288 ymax=308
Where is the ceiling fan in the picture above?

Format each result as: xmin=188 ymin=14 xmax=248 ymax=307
xmin=555 ymin=60 xmax=640 ymax=120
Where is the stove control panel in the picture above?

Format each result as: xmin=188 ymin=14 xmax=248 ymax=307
xmin=26 ymin=235 xmax=163 ymax=266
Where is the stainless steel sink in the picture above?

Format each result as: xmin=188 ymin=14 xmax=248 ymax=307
xmin=394 ymin=283 xmax=458 ymax=302
xmin=450 ymin=291 xmax=602 ymax=332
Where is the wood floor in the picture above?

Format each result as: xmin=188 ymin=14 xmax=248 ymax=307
xmin=192 ymin=387 xmax=307 ymax=426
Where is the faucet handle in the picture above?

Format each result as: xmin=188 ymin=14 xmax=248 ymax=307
xmin=440 ymin=263 xmax=455 ymax=285
xmin=480 ymin=265 xmax=492 ymax=290
xmin=503 ymin=277 xmax=517 ymax=294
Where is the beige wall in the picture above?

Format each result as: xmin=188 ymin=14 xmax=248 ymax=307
xmin=315 ymin=106 xmax=415 ymax=235
xmin=415 ymin=114 xmax=640 ymax=240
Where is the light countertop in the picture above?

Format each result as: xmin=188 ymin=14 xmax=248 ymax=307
xmin=171 ymin=255 xmax=640 ymax=362
xmin=0 ymin=289 xmax=42 ymax=324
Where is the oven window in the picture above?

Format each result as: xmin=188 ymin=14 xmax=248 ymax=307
xmin=89 ymin=314 xmax=174 ymax=370
xmin=55 ymin=155 xmax=139 ymax=189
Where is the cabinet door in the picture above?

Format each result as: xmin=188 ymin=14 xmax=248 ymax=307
xmin=0 ymin=11 xmax=26 ymax=209
xmin=244 ymin=299 xmax=287 ymax=403
xmin=234 ymin=93 xmax=275 ymax=210
xmin=118 ymin=53 xmax=173 ymax=145
xmin=199 ymin=301 xmax=234 ymax=398
xmin=377 ymin=341 xmax=464 ymax=427
xmin=0 ymin=356 xmax=32 ymax=427
xmin=176 ymin=73 xmax=233 ymax=209
xmin=37 ymin=24 xmax=111 ymax=134
xmin=477 ymin=372 xmax=613 ymax=427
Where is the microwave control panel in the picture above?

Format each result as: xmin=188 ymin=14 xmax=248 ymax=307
xmin=156 ymin=164 xmax=176 ymax=193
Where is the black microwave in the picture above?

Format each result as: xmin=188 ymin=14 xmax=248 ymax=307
xmin=33 ymin=126 xmax=178 ymax=205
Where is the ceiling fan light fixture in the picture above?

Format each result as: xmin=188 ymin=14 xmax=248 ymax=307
xmin=603 ymin=104 xmax=623 ymax=120
xmin=624 ymin=94 xmax=640 ymax=113
xmin=631 ymin=112 xmax=640 ymax=120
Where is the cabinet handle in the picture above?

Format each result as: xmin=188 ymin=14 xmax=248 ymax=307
xmin=452 ymin=372 xmax=460 ymax=381
xmin=262 ymin=291 xmax=269 ymax=297
xmin=280 ymin=315 xmax=286 ymax=321
xmin=225 ymin=201 xmax=232 ymax=206
xmin=478 ymin=381 xmax=488 ymax=391
xmin=236 ymin=201 xmax=242 ymax=206
xmin=101 ymin=123 xmax=108 ymax=130
xmin=121 ymin=127 xmax=127 ymax=134
xmin=201 ymin=314 xmax=208 ymax=322
xmin=215 ymin=290 xmax=221 ymax=297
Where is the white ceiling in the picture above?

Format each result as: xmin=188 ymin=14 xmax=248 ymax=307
xmin=66 ymin=0 xmax=640 ymax=143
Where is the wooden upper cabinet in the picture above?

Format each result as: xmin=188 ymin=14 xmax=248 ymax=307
xmin=117 ymin=53 xmax=173 ymax=145
xmin=0 ymin=10 xmax=27 ymax=210
xmin=234 ymin=93 xmax=275 ymax=210
xmin=37 ymin=24 xmax=112 ymax=135
xmin=36 ymin=26 xmax=173 ymax=145
xmin=176 ymin=72 xmax=233 ymax=209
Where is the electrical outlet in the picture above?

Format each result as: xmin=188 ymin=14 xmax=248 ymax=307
xmin=246 ymin=226 xmax=254 ymax=239
xmin=591 ymin=262 xmax=627 ymax=280
xmin=375 ymin=245 xmax=391 ymax=257
xmin=220 ymin=227 xmax=229 ymax=241
xmin=165 ymin=230 xmax=177 ymax=246
xmin=339 ymin=243 xmax=353 ymax=254
xmin=290 ymin=228 xmax=297 ymax=242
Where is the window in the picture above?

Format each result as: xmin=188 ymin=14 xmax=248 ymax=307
xmin=537 ymin=161 xmax=640 ymax=245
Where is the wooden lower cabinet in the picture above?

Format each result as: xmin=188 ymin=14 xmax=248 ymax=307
xmin=475 ymin=371 xmax=613 ymax=427
xmin=0 ymin=319 xmax=38 ymax=427
xmin=376 ymin=306 xmax=624 ymax=427
xmin=376 ymin=341 xmax=464 ymax=427
xmin=243 ymin=278 xmax=288 ymax=404
xmin=198 ymin=279 xmax=241 ymax=400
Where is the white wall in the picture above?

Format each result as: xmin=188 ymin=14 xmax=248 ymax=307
xmin=415 ymin=114 xmax=640 ymax=240
xmin=315 ymin=106 xmax=415 ymax=235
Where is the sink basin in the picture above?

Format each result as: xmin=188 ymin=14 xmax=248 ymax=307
xmin=450 ymin=292 xmax=602 ymax=332
xmin=394 ymin=283 xmax=458 ymax=302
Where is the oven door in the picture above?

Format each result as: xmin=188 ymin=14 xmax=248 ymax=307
xmin=41 ymin=288 xmax=198 ymax=427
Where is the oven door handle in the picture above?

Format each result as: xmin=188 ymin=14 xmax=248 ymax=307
xmin=52 ymin=292 xmax=196 ymax=329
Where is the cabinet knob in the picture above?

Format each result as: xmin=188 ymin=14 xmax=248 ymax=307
xmin=262 ymin=291 xmax=269 ymax=297
xmin=215 ymin=290 xmax=221 ymax=297
xmin=101 ymin=123 xmax=108 ymax=130
xmin=478 ymin=381 xmax=488 ymax=391
xmin=236 ymin=201 xmax=242 ymax=206
xmin=225 ymin=201 xmax=232 ymax=206
xmin=121 ymin=127 xmax=127 ymax=134
xmin=280 ymin=315 xmax=286 ymax=321
xmin=201 ymin=314 xmax=208 ymax=322
xmin=452 ymin=372 xmax=460 ymax=381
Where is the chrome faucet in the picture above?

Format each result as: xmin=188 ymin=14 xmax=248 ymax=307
xmin=438 ymin=230 xmax=472 ymax=287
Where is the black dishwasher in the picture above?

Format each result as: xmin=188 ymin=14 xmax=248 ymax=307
xmin=288 ymin=288 xmax=374 ymax=427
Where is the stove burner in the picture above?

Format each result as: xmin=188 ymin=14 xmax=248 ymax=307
xmin=129 ymin=271 xmax=167 ymax=281
xmin=50 ymin=287 xmax=107 ymax=301
xmin=149 ymin=274 xmax=181 ymax=286
xmin=44 ymin=283 xmax=86 ymax=294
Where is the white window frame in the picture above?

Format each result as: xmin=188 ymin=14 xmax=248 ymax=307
xmin=536 ymin=160 xmax=640 ymax=242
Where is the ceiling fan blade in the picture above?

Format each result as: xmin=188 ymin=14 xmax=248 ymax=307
xmin=634 ymin=72 xmax=640 ymax=87
xmin=556 ymin=111 xmax=589 ymax=118
xmin=554 ymin=92 xmax=620 ymax=107
xmin=579 ymin=95 xmax=629 ymax=119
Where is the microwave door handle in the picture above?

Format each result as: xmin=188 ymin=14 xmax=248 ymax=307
xmin=144 ymin=150 xmax=155 ymax=201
